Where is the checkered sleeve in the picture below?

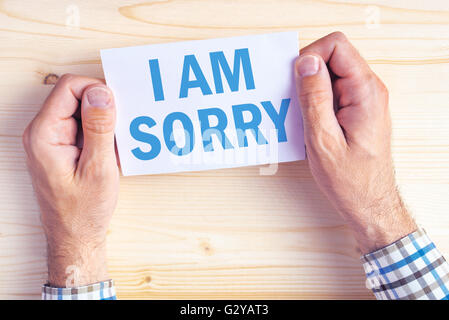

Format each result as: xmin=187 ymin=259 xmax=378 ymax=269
xmin=362 ymin=228 xmax=449 ymax=300
xmin=42 ymin=279 xmax=116 ymax=300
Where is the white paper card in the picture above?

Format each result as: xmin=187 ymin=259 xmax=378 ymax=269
xmin=101 ymin=32 xmax=304 ymax=176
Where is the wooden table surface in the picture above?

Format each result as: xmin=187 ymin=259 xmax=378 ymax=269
xmin=1 ymin=0 xmax=449 ymax=300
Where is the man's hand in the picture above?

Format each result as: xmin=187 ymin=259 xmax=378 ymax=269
xmin=295 ymin=32 xmax=417 ymax=254
xmin=23 ymin=74 xmax=119 ymax=287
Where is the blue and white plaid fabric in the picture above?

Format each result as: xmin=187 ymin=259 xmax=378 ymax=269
xmin=362 ymin=228 xmax=449 ymax=300
xmin=42 ymin=279 xmax=116 ymax=300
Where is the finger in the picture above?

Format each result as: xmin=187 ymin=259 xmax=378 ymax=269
xmin=39 ymin=74 xmax=104 ymax=120
xmin=77 ymin=84 xmax=117 ymax=176
xmin=295 ymin=54 xmax=346 ymax=146
xmin=300 ymin=32 xmax=370 ymax=80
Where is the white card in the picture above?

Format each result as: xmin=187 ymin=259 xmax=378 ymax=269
xmin=101 ymin=32 xmax=305 ymax=176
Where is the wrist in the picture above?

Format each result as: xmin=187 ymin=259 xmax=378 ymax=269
xmin=46 ymin=236 xmax=109 ymax=288
xmin=345 ymin=192 xmax=417 ymax=254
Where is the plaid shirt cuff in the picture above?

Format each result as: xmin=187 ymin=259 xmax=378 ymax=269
xmin=42 ymin=279 xmax=116 ymax=300
xmin=362 ymin=228 xmax=449 ymax=300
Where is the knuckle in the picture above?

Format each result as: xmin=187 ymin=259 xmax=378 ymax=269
xmin=358 ymin=72 xmax=379 ymax=100
xmin=83 ymin=112 xmax=115 ymax=134
xmin=22 ymin=125 xmax=30 ymax=149
xmin=330 ymin=31 xmax=348 ymax=43
xmin=379 ymin=82 xmax=389 ymax=110
xmin=367 ymin=74 xmax=389 ymax=108
xmin=299 ymin=88 xmax=330 ymax=108
xmin=57 ymin=73 xmax=76 ymax=87
xmin=378 ymin=79 xmax=389 ymax=99
xmin=23 ymin=119 xmax=46 ymax=157
xmin=28 ymin=134 xmax=43 ymax=157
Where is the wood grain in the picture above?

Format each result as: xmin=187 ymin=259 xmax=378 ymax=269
xmin=0 ymin=0 xmax=448 ymax=300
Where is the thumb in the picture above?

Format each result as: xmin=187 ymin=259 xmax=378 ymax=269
xmin=294 ymin=54 xmax=344 ymax=143
xmin=78 ymin=84 xmax=117 ymax=174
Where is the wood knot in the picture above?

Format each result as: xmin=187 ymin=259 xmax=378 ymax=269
xmin=144 ymin=275 xmax=152 ymax=284
xmin=199 ymin=239 xmax=214 ymax=256
xmin=43 ymin=73 xmax=59 ymax=85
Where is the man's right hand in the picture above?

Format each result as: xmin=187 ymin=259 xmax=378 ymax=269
xmin=294 ymin=32 xmax=417 ymax=254
xmin=23 ymin=75 xmax=119 ymax=287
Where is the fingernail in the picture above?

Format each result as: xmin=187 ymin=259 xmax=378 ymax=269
xmin=86 ymin=86 xmax=111 ymax=108
xmin=296 ymin=55 xmax=320 ymax=77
